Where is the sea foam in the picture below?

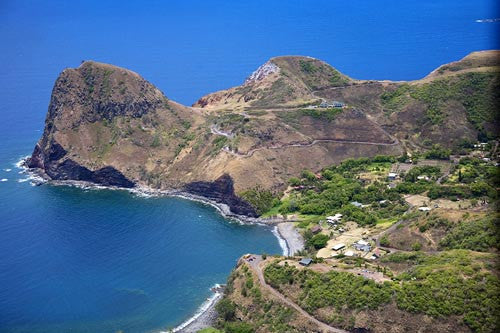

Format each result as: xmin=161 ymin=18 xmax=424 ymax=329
xmin=169 ymin=284 xmax=224 ymax=333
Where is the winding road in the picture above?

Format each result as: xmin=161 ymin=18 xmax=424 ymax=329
xmin=247 ymin=255 xmax=348 ymax=333
xmin=219 ymin=137 xmax=399 ymax=158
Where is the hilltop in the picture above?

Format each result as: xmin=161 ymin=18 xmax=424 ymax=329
xmin=27 ymin=51 xmax=499 ymax=216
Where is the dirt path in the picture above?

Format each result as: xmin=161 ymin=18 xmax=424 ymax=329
xmin=220 ymin=137 xmax=399 ymax=158
xmin=247 ymin=255 xmax=348 ymax=333
xmin=210 ymin=124 xmax=234 ymax=138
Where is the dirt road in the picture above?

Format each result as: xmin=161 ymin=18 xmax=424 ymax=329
xmin=246 ymin=255 xmax=348 ymax=333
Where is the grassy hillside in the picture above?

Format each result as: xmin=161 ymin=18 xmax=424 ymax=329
xmin=31 ymin=51 xmax=499 ymax=204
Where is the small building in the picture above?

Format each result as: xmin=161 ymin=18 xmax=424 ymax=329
xmin=354 ymin=239 xmax=371 ymax=252
xmin=332 ymin=243 xmax=346 ymax=251
xmin=388 ymin=172 xmax=398 ymax=180
xmin=419 ymin=207 xmax=431 ymax=212
xmin=354 ymin=244 xmax=371 ymax=252
xmin=299 ymin=258 xmax=313 ymax=266
xmin=319 ymin=102 xmax=329 ymax=108
xmin=327 ymin=213 xmax=343 ymax=224
xmin=311 ymin=225 xmax=322 ymax=234
xmin=369 ymin=253 xmax=379 ymax=260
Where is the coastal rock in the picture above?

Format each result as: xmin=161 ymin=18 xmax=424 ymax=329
xmin=27 ymin=139 xmax=134 ymax=188
xmin=184 ymin=174 xmax=258 ymax=217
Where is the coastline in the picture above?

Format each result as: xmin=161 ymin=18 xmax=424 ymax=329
xmin=17 ymin=158 xmax=305 ymax=332
xmin=276 ymin=222 xmax=305 ymax=256
xmin=169 ymin=285 xmax=225 ymax=333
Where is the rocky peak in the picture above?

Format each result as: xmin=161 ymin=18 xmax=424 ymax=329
xmin=46 ymin=61 xmax=167 ymax=130
xmin=244 ymin=60 xmax=280 ymax=85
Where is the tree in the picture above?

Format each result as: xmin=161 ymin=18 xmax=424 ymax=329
xmin=215 ymin=299 xmax=236 ymax=321
xmin=308 ymin=234 xmax=330 ymax=249
xmin=380 ymin=236 xmax=390 ymax=247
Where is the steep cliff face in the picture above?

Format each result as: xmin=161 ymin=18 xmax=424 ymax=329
xmin=27 ymin=60 xmax=202 ymax=190
xmin=28 ymin=52 xmax=499 ymax=216
xmin=184 ymin=174 xmax=258 ymax=217
xmin=27 ymin=61 xmax=170 ymax=187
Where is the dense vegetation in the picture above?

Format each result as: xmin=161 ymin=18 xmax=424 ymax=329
xmin=273 ymin=156 xmax=408 ymax=226
xmin=265 ymin=251 xmax=500 ymax=332
xmin=438 ymin=215 xmax=500 ymax=251
xmin=240 ymin=187 xmax=279 ymax=215
xmin=215 ymin=264 xmax=307 ymax=333
xmin=265 ymin=262 xmax=393 ymax=312
xmin=386 ymin=251 xmax=500 ymax=333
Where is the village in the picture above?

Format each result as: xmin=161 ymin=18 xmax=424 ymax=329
xmin=267 ymin=140 xmax=499 ymax=275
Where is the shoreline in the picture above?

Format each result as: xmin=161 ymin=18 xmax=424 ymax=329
xmin=17 ymin=158 xmax=305 ymax=332
xmin=168 ymin=285 xmax=225 ymax=333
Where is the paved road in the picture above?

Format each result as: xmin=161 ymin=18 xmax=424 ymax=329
xmin=247 ymin=256 xmax=348 ymax=333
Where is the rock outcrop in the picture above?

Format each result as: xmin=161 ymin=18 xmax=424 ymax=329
xmin=28 ymin=139 xmax=134 ymax=188
xmin=184 ymin=174 xmax=258 ymax=217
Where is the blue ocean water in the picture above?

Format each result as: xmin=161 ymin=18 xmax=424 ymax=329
xmin=0 ymin=1 xmax=498 ymax=332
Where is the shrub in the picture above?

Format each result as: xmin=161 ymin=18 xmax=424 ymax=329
xmin=308 ymin=234 xmax=330 ymax=249
xmin=224 ymin=322 xmax=254 ymax=333
xmin=215 ymin=299 xmax=236 ymax=321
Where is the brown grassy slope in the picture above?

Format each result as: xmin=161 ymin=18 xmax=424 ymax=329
xmin=193 ymin=56 xmax=353 ymax=110
xmin=32 ymin=52 xmax=498 ymax=196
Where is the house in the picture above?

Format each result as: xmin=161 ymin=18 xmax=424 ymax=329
xmin=311 ymin=225 xmax=322 ymax=234
xmin=332 ymin=243 xmax=345 ymax=251
xmin=351 ymin=201 xmax=363 ymax=208
xmin=299 ymin=258 xmax=313 ymax=266
xmin=327 ymin=214 xmax=342 ymax=224
xmin=388 ymin=172 xmax=398 ymax=180
xmin=419 ymin=207 xmax=431 ymax=212
xmin=354 ymin=239 xmax=371 ymax=252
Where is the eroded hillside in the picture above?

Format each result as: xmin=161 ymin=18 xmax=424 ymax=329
xmin=28 ymin=51 xmax=499 ymax=215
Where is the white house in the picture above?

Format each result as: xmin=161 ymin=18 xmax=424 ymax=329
xmin=326 ymin=214 xmax=343 ymax=224
xmin=332 ymin=243 xmax=346 ymax=251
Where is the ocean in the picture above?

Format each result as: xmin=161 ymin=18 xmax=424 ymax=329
xmin=0 ymin=1 xmax=498 ymax=332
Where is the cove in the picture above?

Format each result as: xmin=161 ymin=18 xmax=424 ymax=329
xmin=0 ymin=181 xmax=281 ymax=333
